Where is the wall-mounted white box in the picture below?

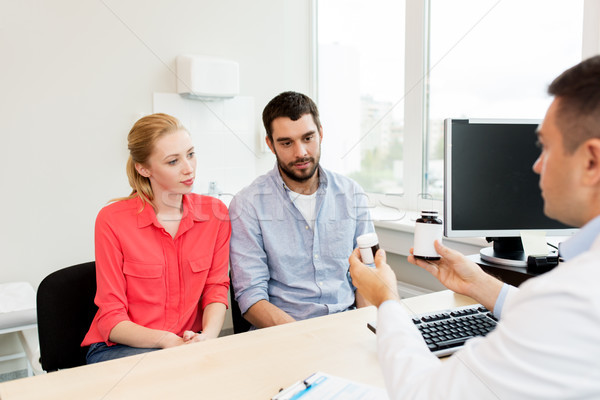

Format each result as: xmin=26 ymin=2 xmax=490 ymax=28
xmin=153 ymin=92 xmax=257 ymax=199
xmin=176 ymin=55 xmax=239 ymax=100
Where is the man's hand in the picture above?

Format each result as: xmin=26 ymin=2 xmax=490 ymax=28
xmin=408 ymin=240 xmax=503 ymax=311
xmin=243 ymin=300 xmax=296 ymax=328
xmin=349 ymin=248 xmax=399 ymax=307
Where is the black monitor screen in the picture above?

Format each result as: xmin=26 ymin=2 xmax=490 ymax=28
xmin=444 ymin=119 xmax=575 ymax=237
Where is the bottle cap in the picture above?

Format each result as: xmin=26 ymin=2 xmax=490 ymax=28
xmin=357 ymin=232 xmax=379 ymax=248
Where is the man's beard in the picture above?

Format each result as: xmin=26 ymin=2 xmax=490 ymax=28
xmin=277 ymin=155 xmax=320 ymax=183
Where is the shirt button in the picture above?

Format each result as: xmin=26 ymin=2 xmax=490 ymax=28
xmin=319 ymin=282 xmax=324 ymax=286
xmin=314 ymin=254 xmax=319 ymax=259
xmin=305 ymin=225 xmax=309 ymax=230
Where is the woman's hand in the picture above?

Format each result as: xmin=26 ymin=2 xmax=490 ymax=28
xmin=157 ymin=331 xmax=185 ymax=348
xmin=182 ymin=330 xmax=201 ymax=343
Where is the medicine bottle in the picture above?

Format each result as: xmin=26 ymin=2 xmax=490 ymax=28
xmin=357 ymin=233 xmax=380 ymax=265
xmin=413 ymin=211 xmax=443 ymax=260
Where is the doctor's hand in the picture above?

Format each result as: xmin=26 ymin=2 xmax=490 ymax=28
xmin=349 ymin=248 xmax=400 ymax=307
xmin=408 ymin=240 xmax=503 ymax=311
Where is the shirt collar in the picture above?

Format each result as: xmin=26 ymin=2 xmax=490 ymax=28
xmin=136 ymin=194 xmax=207 ymax=229
xmin=136 ymin=197 xmax=156 ymax=228
xmin=182 ymin=194 xmax=211 ymax=222
xmin=558 ymin=214 xmax=600 ymax=261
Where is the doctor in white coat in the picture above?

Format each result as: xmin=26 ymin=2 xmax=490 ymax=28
xmin=349 ymin=55 xmax=600 ymax=399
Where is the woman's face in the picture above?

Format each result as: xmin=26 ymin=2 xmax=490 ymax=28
xmin=138 ymin=129 xmax=196 ymax=201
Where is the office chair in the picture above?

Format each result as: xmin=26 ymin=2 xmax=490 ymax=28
xmin=229 ymin=272 xmax=252 ymax=334
xmin=37 ymin=261 xmax=98 ymax=372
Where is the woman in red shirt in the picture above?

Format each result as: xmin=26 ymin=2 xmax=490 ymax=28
xmin=82 ymin=113 xmax=231 ymax=363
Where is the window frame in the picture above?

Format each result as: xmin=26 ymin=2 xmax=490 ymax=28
xmin=312 ymin=0 xmax=600 ymax=214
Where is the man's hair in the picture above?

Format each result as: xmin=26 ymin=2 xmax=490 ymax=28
xmin=548 ymin=55 xmax=600 ymax=153
xmin=262 ymin=91 xmax=321 ymax=141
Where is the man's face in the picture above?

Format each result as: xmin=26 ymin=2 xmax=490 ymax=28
xmin=266 ymin=113 xmax=323 ymax=183
xmin=533 ymin=98 xmax=584 ymax=227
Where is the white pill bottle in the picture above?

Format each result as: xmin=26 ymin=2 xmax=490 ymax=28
xmin=357 ymin=232 xmax=380 ymax=265
xmin=413 ymin=211 xmax=443 ymax=260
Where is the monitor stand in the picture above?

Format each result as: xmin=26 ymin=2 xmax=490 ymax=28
xmin=480 ymin=237 xmax=527 ymax=267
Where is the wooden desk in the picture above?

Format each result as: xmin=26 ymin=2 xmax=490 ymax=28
xmin=0 ymin=290 xmax=475 ymax=400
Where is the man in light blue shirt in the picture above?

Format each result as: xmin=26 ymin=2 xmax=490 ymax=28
xmin=229 ymin=91 xmax=374 ymax=329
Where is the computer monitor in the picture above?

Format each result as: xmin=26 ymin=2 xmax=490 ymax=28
xmin=443 ymin=118 xmax=578 ymax=267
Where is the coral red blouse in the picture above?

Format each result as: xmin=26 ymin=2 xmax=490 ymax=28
xmin=82 ymin=194 xmax=230 ymax=346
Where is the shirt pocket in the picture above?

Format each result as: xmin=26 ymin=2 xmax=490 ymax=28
xmin=321 ymin=220 xmax=355 ymax=258
xmin=122 ymin=261 xmax=165 ymax=306
xmin=186 ymin=255 xmax=212 ymax=300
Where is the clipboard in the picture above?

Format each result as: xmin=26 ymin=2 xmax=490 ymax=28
xmin=271 ymin=372 xmax=388 ymax=400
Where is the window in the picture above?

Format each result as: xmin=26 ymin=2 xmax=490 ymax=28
xmin=426 ymin=0 xmax=584 ymax=198
xmin=317 ymin=0 xmax=591 ymax=209
xmin=317 ymin=0 xmax=405 ymax=195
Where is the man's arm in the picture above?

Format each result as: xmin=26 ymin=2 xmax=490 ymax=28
xmin=243 ymin=299 xmax=296 ymax=328
xmin=230 ymin=194 xmax=295 ymax=328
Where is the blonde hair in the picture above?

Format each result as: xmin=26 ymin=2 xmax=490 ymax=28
xmin=113 ymin=113 xmax=186 ymax=210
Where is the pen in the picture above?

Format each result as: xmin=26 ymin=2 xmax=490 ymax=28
xmin=272 ymin=373 xmax=321 ymax=400
xmin=272 ymin=380 xmax=308 ymax=400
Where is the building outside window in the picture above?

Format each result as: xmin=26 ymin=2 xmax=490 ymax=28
xmin=317 ymin=0 xmax=588 ymax=210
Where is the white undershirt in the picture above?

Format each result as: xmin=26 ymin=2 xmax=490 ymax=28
xmin=287 ymin=190 xmax=317 ymax=230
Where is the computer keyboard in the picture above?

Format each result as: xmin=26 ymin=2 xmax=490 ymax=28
xmin=367 ymin=304 xmax=498 ymax=357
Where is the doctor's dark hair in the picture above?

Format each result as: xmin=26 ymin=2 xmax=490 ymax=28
xmin=113 ymin=113 xmax=187 ymax=210
xmin=262 ymin=91 xmax=321 ymax=142
xmin=548 ymin=55 xmax=600 ymax=154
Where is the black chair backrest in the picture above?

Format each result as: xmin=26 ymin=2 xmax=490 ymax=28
xmin=229 ymin=272 xmax=252 ymax=334
xmin=37 ymin=261 xmax=97 ymax=372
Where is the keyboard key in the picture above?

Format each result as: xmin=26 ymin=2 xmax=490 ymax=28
xmin=437 ymin=336 xmax=472 ymax=349
xmin=421 ymin=313 xmax=451 ymax=322
xmin=450 ymin=308 xmax=478 ymax=317
xmin=485 ymin=312 xmax=498 ymax=322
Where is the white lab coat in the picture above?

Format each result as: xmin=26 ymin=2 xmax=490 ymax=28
xmin=377 ymin=235 xmax=600 ymax=399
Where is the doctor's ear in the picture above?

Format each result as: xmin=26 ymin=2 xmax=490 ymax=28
xmin=135 ymin=163 xmax=151 ymax=178
xmin=581 ymin=138 xmax=600 ymax=186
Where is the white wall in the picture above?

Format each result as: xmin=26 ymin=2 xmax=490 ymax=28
xmin=0 ymin=0 xmax=312 ymax=288
xmin=153 ymin=94 xmax=259 ymax=199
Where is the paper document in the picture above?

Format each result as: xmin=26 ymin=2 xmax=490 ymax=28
xmin=272 ymin=372 xmax=388 ymax=400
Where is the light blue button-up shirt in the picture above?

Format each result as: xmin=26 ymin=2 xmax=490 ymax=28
xmin=559 ymin=215 xmax=600 ymax=261
xmin=229 ymin=164 xmax=374 ymax=322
